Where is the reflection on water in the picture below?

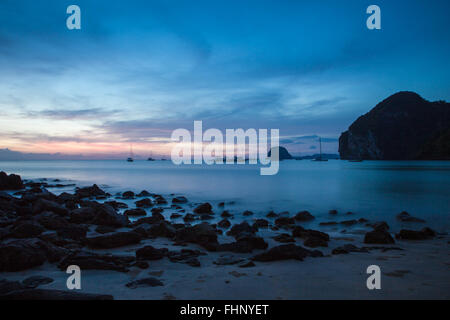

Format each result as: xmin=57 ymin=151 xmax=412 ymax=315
xmin=1 ymin=160 xmax=449 ymax=231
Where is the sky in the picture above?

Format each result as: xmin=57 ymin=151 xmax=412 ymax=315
xmin=0 ymin=0 xmax=449 ymax=159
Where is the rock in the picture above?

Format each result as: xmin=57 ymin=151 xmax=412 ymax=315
xmin=135 ymin=198 xmax=153 ymax=208
xmin=332 ymin=244 xmax=369 ymax=255
xmin=36 ymin=212 xmax=69 ymax=230
xmin=0 ymin=172 xmax=24 ymax=190
xmin=122 ymin=191 xmax=135 ymax=199
xmin=329 ymin=210 xmax=338 ymax=215
xmin=133 ymin=214 xmax=165 ymax=226
xmin=303 ymin=236 xmax=328 ymax=248
xmin=58 ymin=251 xmax=134 ymax=272
xmin=396 ymin=211 xmax=426 ymax=223
xmin=221 ymin=210 xmax=232 ymax=218
xmin=147 ymin=222 xmax=176 ymax=238
xmin=167 ymin=249 xmax=204 ymax=267
xmin=369 ymin=221 xmax=390 ymax=232
xmin=292 ymin=226 xmax=330 ymax=241
xmin=124 ymin=208 xmax=147 ymax=216
xmin=170 ymin=213 xmax=182 ymax=219
xmin=175 ymin=223 xmax=218 ymax=250
xmin=364 ymin=230 xmax=395 ymax=244
xmin=267 ymin=146 xmax=293 ymax=160
xmin=183 ymin=213 xmax=196 ymax=222
xmin=57 ymin=224 xmax=88 ymax=240
xmin=218 ymin=202 xmax=225 ymax=207
xmin=86 ymin=231 xmax=141 ymax=249
xmin=0 ymin=240 xmax=47 ymax=271
xmin=0 ymin=288 xmax=113 ymax=300
xmin=213 ymin=255 xmax=245 ymax=266
xmin=319 ymin=221 xmax=338 ymax=226
xmin=172 ymin=196 xmax=188 ymax=204
xmin=133 ymin=261 xmax=149 ymax=269
xmin=154 ymin=195 xmax=167 ymax=204
xmin=274 ymin=217 xmax=295 ymax=227
xmin=95 ymin=225 xmax=116 ymax=234
xmin=9 ymin=221 xmax=45 ymax=238
xmin=32 ymin=199 xmax=69 ymax=216
xmin=126 ymin=277 xmax=163 ymax=288
xmin=340 ymin=220 xmax=358 ymax=226
xmin=243 ymin=210 xmax=253 ymax=216
xmin=104 ymin=200 xmax=128 ymax=210
xmin=217 ymin=234 xmax=268 ymax=253
xmin=253 ymin=219 xmax=269 ymax=228
xmin=136 ymin=246 xmax=168 ymax=260
xmin=75 ymin=184 xmax=106 ymax=199
xmin=0 ymin=279 xmax=25 ymax=295
xmin=226 ymin=222 xmax=256 ymax=238
xmin=396 ymin=228 xmax=436 ymax=240
xmin=91 ymin=204 xmax=129 ymax=227
xmin=339 ymin=91 xmax=450 ymax=160
xmin=294 ymin=211 xmax=315 ymax=221
xmin=193 ymin=203 xmax=213 ymax=215
xmin=266 ymin=211 xmax=278 ymax=218
xmin=238 ymin=261 xmax=256 ymax=268
xmin=137 ymin=190 xmax=151 ymax=197
xmin=218 ymin=219 xmax=231 ymax=229
xmin=70 ymin=207 xmax=95 ymax=224
xmin=273 ymin=233 xmax=295 ymax=243
xmin=22 ymin=276 xmax=54 ymax=289
xmin=252 ymin=244 xmax=323 ymax=262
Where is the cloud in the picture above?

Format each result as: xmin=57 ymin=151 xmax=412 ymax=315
xmin=24 ymin=108 xmax=120 ymax=120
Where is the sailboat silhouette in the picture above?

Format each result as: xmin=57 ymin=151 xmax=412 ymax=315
xmin=313 ymin=137 xmax=328 ymax=162
xmin=127 ymin=144 xmax=134 ymax=162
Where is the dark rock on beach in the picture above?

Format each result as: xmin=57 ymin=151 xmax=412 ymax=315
xmin=0 ymin=240 xmax=47 ymax=271
xmin=294 ymin=211 xmax=315 ymax=221
xmin=396 ymin=228 xmax=436 ymax=240
xmin=126 ymin=278 xmax=163 ymax=289
xmin=136 ymin=245 xmax=168 ymax=260
xmin=175 ymin=222 xmax=218 ymax=250
xmin=332 ymin=244 xmax=369 ymax=255
xmin=172 ymin=196 xmax=188 ymax=204
xmin=86 ymin=231 xmax=141 ymax=249
xmin=58 ymin=251 xmax=134 ymax=272
xmin=135 ymin=198 xmax=153 ymax=208
xmin=22 ymin=276 xmax=54 ymax=289
xmin=124 ymin=208 xmax=147 ymax=216
xmin=396 ymin=211 xmax=426 ymax=223
xmin=193 ymin=203 xmax=213 ymax=215
xmin=252 ymin=244 xmax=323 ymax=262
xmin=0 ymin=172 xmax=24 ymax=190
xmin=364 ymin=230 xmax=395 ymax=244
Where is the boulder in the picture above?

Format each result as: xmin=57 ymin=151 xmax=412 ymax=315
xmin=136 ymin=246 xmax=168 ymax=260
xmin=252 ymin=244 xmax=323 ymax=262
xmin=75 ymin=184 xmax=106 ymax=199
xmin=294 ymin=211 xmax=315 ymax=221
xmin=332 ymin=244 xmax=369 ymax=255
xmin=273 ymin=233 xmax=295 ymax=243
xmin=218 ymin=219 xmax=231 ymax=229
xmin=0 ymin=240 xmax=47 ymax=271
xmin=135 ymin=198 xmax=153 ymax=208
xmin=175 ymin=223 xmax=218 ymax=250
xmin=9 ymin=221 xmax=45 ymax=238
xmin=226 ymin=222 xmax=256 ymax=238
xmin=0 ymin=172 xmax=24 ymax=190
xmin=396 ymin=211 xmax=426 ymax=223
xmin=364 ymin=230 xmax=395 ymax=244
xmin=126 ymin=278 xmax=163 ymax=288
xmin=124 ymin=208 xmax=147 ymax=216
xmin=86 ymin=231 xmax=141 ymax=249
xmin=274 ymin=217 xmax=295 ymax=227
xmin=58 ymin=251 xmax=134 ymax=272
xmin=396 ymin=228 xmax=436 ymax=240
xmin=22 ymin=276 xmax=54 ymax=289
xmin=122 ymin=191 xmax=135 ymax=199
xmin=193 ymin=203 xmax=213 ymax=215
xmin=172 ymin=196 xmax=188 ymax=204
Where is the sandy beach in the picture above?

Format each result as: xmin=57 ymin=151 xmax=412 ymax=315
xmin=1 ymin=171 xmax=449 ymax=300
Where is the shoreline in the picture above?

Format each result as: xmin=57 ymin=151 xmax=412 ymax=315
xmin=0 ymin=171 xmax=449 ymax=300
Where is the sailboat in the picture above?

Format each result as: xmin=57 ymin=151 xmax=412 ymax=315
xmin=147 ymin=151 xmax=155 ymax=161
xmin=127 ymin=145 xmax=134 ymax=162
xmin=313 ymin=137 xmax=328 ymax=162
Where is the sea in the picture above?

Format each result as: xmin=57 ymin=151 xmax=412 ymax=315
xmin=1 ymin=160 xmax=449 ymax=232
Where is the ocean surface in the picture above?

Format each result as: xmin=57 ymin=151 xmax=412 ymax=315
xmin=1 ymin=160 xmax=449 ymax=232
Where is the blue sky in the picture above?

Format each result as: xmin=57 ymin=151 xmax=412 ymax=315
xmin=0 ymin=0 xmax=449 ymax=157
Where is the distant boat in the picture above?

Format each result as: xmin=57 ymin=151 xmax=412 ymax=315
xmin=147 ymin=151 xmax=155 ymax=161
xmin=127 ymin=145 xmax=134 ymax=162
xmin=313 ymin=137 xmax=328 ymax=162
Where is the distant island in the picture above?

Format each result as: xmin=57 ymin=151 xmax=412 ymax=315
xmin=339 ymin=91 xmax=450 ymax=160
xmin=269 ymin=146 xmax=339 ymax=161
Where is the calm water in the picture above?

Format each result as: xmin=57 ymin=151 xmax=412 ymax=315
xmin=1 ymin=160 xmax=449 ymax=232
